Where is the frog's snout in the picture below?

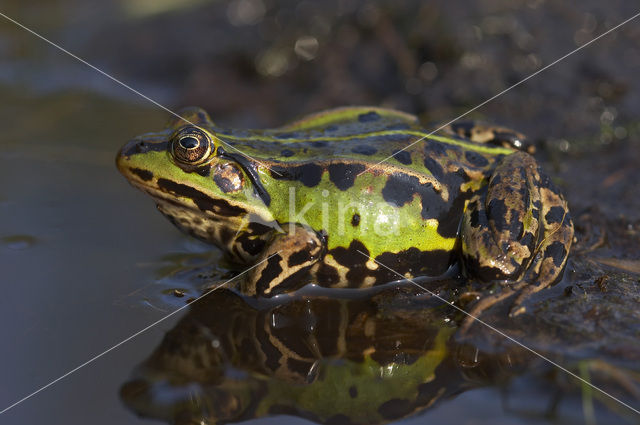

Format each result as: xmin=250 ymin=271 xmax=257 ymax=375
xmin=116 ymin=138 xmax=141 ymax=174
xmin=118 ymin=133 xmax=170 ymax=159
xmin=119 ymin=138 xmax=153 ymax=157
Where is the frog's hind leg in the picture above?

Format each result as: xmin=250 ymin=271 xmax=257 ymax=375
xmin=461 ymin=151 xmax=542 ymax=282
xmin=510 ymin=174 xmax=573 ymax=316
xmin=459 ymin=153 xmax=573 ymax=330
xmin=459 ymin=151 xmax=542 ymax=330
xmin=241 ymin=224 xmax=324 ymax=297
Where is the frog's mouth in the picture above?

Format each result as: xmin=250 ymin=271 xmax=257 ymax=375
xmin=125 ymin=174 xmax=249 ymax=222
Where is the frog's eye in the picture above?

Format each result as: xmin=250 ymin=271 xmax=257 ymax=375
xmin=171 ymin=127 xmax=212 ymax=165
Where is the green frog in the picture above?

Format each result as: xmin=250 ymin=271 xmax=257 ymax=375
xmin=116 ymin=106 xmax=573 ymax=316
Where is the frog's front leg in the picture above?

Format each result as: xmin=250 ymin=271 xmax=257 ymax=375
xmin=460 ymin=151 xmax=573 ymax=326
xmin=241 ymin=224 xmax=324 ymax=297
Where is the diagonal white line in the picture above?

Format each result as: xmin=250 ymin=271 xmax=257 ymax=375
xmin=0 ymin=11 xmax=282 ymax=176
xmin=0 ymin=252 xmax=279 ymax=415
xmin=359 ymin=10 xmax=640 ymax=175
xmin=357 ymin=250 xmax=640 ymax=416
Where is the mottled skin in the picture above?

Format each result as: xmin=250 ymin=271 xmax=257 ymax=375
xmin=120 ymin=289 xmax=468 ymax=425
xmin=116 ymin=106 xmax=573 ymax=317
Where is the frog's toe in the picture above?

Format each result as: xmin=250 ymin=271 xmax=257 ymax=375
xmin=459 ymin=281 xmax=528 ymax=333
xmin=507 ymin=284 xmax=542 ymax=317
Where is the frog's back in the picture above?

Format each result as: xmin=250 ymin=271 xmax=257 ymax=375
xmin=216 ymin=107 xmax=511 ymax=177
xmin=215 ymin=107 xmax=426 ymax=163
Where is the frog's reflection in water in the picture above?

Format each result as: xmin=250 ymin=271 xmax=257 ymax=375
xmin=120 ymin=283 xmax=532 ymax=425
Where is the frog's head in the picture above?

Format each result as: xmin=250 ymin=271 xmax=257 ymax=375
xmin=116 ymin=107 xmax=274 ymax=250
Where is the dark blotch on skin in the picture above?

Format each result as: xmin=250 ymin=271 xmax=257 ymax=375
xmin=329 ymin=240 xmax=376 ymax=285
xmin=469 ymin=204 xmax=481 ymax=228
xmin=316 ymin=263 xmax=340 ymax=285
xmin=348 ymin=386 xmax=358 ymax=398
xmin=280 ymin=149 xmax=295 ymax=157
xmin=378 ymin=399 xmax=413 ymax=420
xmin=195 ymin=166 xmax=210 ymax=177
xmin=328 ymin=163 xmax=366 ymax=191
xmin=275 ymin=132 xmax=298 ymax=139
xmin=545 ymin=206 xmax=566 ymax=224
xmin=351 ymin=145 xmax=378 ymax=155
xmin=121 ymin=140 xmax=168 ymax=157
xmin=358 ymin=111 xmax=381 ymax=122
xmin=487 ymin=199 xmax=509 ymax=232
xmin=465 ymin=151 xmax=489 ymax=167
xmin=331 ymin=240 xmax=369 ymax=269
xmin=381 ymin=170 xmax=469 ymax=238
xmin=376 ymin=248 xmax=453 ymax=278
xmin=248 ymin=221 xmax=276 ymax=235
xmin=546 ymin=241 xmax=567 ymax=267
xmin=129 ymin=167 xmax=153 ymax=181
xmin=423 ymin=156 xmax=444 ymax=180
xmin=392 ymin=150 xmax=412 ymax=165
xmin=236 ymin=233 xmax=267 ymax=256
xmin=425 ymin=139 xmax=460 ymax=157
xmin=270 ymin=163 xmax=324 ymax=187
xmin=255 ymin=254 xmax=284 ymax=295
xmin=256 ymin=324 xmax=283 ymax=371
xmin=351 ymin=213 xmax=361 ymax=227
xmin=288 ymin=250 xmax=312 ymax=267
xmin=381 ymin=173 xmax=419 ymax=206
xmin=450 ymin=121 xmax=475 ymax=138
xmin=311 ymin=140 xmax=329 ymax=148
xmin=520 ymin=231 xmax=535 ymax=251
xmin=156 ymin=179 xmax=246 ymax=216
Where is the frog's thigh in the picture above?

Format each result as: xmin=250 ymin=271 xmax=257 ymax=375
xmin=242 ymin=224 xmax=323 ymax=297
xmin=461 ymin=151 xmax=542 ymax=281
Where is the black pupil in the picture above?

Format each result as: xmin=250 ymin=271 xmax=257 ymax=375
xmin=179 ymin=136 xmax=199 ymax=149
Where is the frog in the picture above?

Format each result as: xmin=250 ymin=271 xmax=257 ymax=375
xmin=116 ymin=106 xmax=573 ymax=318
